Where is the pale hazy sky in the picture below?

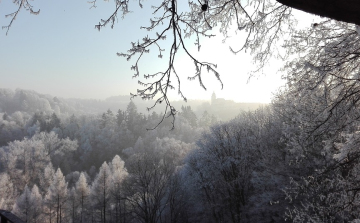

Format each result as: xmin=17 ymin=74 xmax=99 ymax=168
xmin=0 ymin=0 xmax=287 ymax=103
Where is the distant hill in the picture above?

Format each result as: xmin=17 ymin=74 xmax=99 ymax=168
xmin=0 ymin=88 xmax=266 ymax=120
xmin=0 ymin=88 xmax=77 ymax=116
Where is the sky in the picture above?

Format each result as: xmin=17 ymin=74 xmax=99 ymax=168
xmin=0 ymin=0 xmax=288 ymax=103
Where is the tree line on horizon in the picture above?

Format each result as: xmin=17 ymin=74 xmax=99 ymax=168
xmin=1 ymin=70 xmax=360 ymax=222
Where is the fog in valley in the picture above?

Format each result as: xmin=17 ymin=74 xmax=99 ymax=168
xmin=0 ymin=88 xmax=272 ymax=222
xmin=2 ymin=0 xmax=360 ymax=222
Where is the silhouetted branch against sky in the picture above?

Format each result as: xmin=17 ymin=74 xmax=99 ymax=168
xmin=2 ymin=0 xmax=357 ymax=128
xmin=2 ymin=0 xmax=40 ymax=35
xmin=101 ymin=0 xmax=227 ymax=129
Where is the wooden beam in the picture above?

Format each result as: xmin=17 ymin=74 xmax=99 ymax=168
xmin=277 ymin=0 xmax=360 ymax=25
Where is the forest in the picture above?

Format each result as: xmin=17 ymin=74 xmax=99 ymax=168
xmin=2 ymin=0 xmax=360 ymax=222
xmin=2 ymin=53 xmax=360 ymax=223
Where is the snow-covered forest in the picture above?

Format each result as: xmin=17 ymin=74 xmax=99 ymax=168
xmin=2 ymin=64 xmax=360 ymax=223
xmin=3 ymin=0 xmax=360 ymax=221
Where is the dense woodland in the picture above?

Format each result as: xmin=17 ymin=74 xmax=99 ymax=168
xmin=3 ymin=0 xmax=360 ymax=222
xmin=1 ymin=67 xmax=360 ymax=223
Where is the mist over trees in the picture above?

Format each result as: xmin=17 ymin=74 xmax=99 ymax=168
xmin=0 ymin=88 xmax=219 ymax=222
xmin=5 ymin=0 xmax=357 ymax=127
xmin=3 ymin=66 xmax=360 ymax=222
xmin=3 ymin=0 xmax=360 ymax=222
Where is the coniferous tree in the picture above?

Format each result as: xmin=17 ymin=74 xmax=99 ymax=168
xmin=13 ymin=184 xmax=44 ymax=223
xmin=90 ymin=162 xmax=112 ymax=223
xmin=126 ymin=101 xmax=138 ymax=132
xmin=109 ymin=155 xmax=128 ymax=223
xmin=180 ymin=106 xmax=198 ymax=128
xmin=0 ymin=173 xmax=15 ymax=210
xmin=68 ymin=187 xmax=77 ymax=223
xmin=13 ymin=185 xmax=31 ymax=222
xmin=116 ymin=109 xmax=125 ymax=127
xmin=30 ymin=184 xmax=43 ymax=223
xmin=45 ymin=168 xmax=68 ymax=223
xmin=40 ymin=163 xmax=55 ymax=195
xmin=75 ymin=172 xmax=90 ymax=223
